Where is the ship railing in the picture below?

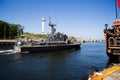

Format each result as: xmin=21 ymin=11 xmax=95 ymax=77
xmin=38 ymin=41 xmax=66 ymax=45
xmin=109 ymin=46 xmax=120 ymax=49
xmin=21 ymin=39 xmax=81 ymax=47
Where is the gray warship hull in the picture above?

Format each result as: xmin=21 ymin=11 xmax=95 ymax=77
xmin=21 ymin=43 xmax=80 ymax=53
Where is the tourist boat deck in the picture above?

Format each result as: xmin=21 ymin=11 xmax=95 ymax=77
xmin=90 ymin=64 xmax=120 ymax=80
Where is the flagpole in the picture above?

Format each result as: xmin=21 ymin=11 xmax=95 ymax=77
xmin=115 ymin=0 xmax=118 ymax=19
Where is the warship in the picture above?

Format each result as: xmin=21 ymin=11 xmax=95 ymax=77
xmin=19 ymin=18 xmax=81 ymax=53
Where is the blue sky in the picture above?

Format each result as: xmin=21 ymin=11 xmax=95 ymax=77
xmin=0 ymin=0 xmax=118 ymax=39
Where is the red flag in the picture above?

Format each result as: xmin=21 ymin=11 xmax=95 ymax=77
xmin=118 ymin=0 xmax=120 ymax=7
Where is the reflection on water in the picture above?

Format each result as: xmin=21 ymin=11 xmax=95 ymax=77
xmin=0 ymin=53 xmax=21 ymax=65
xmin=0 ymin=42 xmax=110 ymax=80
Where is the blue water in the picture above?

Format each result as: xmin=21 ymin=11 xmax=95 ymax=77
xmin=0 ymin=42 xmax=109 ymax=80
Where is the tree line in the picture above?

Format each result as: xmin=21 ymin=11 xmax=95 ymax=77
xmin=0 ymin=20 xmax=24 ymax=39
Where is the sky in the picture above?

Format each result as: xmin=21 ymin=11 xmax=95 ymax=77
xmin=0 ymin=0 xmax=118 ymax=39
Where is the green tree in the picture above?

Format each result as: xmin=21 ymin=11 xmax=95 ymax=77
xmin=0 ymin=20 xmax=24 ymax=39
xmin=9 ymin=24 xmax=24 ymax=39
xmin=9 ymin=24 xmax=18 ymax=39
xmin=0 ymin=20 xmax=10 ymax=39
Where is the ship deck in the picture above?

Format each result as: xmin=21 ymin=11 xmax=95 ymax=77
xmin=103 ymin=70 xmax=120 ymax=80
xmin=90 ymin=64 xmax=120 ymax=80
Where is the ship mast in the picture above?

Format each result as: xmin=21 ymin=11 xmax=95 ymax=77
xmin=115 ymin=0 xmax=118 ymax=18
xmin=115 ymin=0 xmax=118 ymax=19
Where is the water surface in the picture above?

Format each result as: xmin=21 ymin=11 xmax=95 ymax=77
xmin=0 ymin=42 xmax=109 ymax=80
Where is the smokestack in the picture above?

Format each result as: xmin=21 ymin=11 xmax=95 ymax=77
xmin=41 ymin=17 xmax=45 ymax=34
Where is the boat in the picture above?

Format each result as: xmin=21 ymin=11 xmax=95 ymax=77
xmin=18 ymin=18 xmax=81 ymax=53
xmin=88 ymin=64 xmax=120 ymax=80
xmin=103 ymin=0 xmax=120 ymax=60
xmin=104 ymin=20 xmax=120 ymax=59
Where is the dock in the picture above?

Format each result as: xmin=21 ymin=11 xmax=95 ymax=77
xmin=0 ymin=40 xmax=18 ymax=53
xmin=0 ymin=40 xmax=16 ymax=43
xmin=0 ymin=40 xmax=16 ymax=46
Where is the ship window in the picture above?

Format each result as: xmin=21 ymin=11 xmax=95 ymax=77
xmin=117 ymin=39 xmax=120 ymax=45
xmin=110 ymin=39 xmax=114 ymax=45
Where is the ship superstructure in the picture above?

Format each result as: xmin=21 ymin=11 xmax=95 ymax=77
xmin=104 ymin=20 xmax=120 ymax=59
xmin=104 ymin=0 xmax=120 ymax=60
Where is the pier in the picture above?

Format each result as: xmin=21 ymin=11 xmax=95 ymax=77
xmin=0 ymin=40 xmax=16 ymax=43
xmin=0 ymin=40 xmax=16 ymax=46
xmin=0 ymin=40 xmax=17 ymax=53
